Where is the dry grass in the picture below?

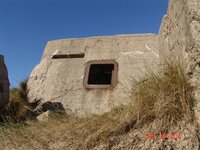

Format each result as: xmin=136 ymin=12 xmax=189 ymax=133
xmin=0 ymin=59 xmax=196 ymax=149
xmin=0 ymin=80 xmax=35 ymax=122
xmin=131 ymin=58 xmax=195 ymax=131
xmin=0 ymin=109 xmax=136 ymax=150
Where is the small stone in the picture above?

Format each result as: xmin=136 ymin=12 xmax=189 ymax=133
xmin=36 ymin=111 xmax=52 ymax=122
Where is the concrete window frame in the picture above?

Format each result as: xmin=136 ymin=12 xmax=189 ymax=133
xmin=83 ymin=60 xmax=118 ymax=89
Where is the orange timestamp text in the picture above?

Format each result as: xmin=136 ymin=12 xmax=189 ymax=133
xmin=146 ymin=133 xmax=182 ymax=140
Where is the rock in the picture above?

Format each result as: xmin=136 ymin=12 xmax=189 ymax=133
xmin=159 ymin=0 xmax=200 ymax=125
xmin=36 ymin=111 xmax=52 ymax=122
xmin=0 ymin=55 xmax=9 ymax=108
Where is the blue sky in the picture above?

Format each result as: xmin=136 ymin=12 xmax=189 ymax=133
xmin=0 ymin=0 xmax=168 ymax=88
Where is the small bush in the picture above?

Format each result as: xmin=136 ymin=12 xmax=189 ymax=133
xmin=0 ymin=80 xmax=35 ymax=122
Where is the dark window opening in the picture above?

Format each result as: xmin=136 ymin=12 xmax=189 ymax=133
xmin=88 ymin=64 xmax=114 ymax=85
xmin=84 ymin=60 xmax=118 ymax=89
xmin=52 ymin=53 xmax=85 ymax=59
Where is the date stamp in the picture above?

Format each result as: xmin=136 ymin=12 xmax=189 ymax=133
xmin=146 ymin=133 xmax=182 ymax=140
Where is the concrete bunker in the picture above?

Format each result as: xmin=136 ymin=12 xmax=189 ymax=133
xmin=27 ymin=34 xmax=159 ymax=116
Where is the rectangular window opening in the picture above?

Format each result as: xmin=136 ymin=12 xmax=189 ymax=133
xmin=52 ymin=53 xmax=85 ymax=59
xmin=88 ymin=64 xmax=114 ymax=85
xmin=84 ymin=60 xmax=118 ymax=89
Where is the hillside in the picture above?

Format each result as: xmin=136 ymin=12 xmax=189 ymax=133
xmin=0 ymin=59 xmax=199 ymax=150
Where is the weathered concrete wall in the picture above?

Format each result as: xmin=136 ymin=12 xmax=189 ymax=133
xmin=28 ymin=34 xmax=159 ymax=116
xmin=159 ymin=0 xmax=200 ymax=124
xmin=0 ymin=55 xmax=9 ymax=108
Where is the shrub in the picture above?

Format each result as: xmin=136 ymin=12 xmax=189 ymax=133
xmin=0 ymin=80 xmax=35 ymax=122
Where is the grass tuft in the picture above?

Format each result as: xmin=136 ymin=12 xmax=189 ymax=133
xmin=132 ymin=58 xmax=195 ymax=131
